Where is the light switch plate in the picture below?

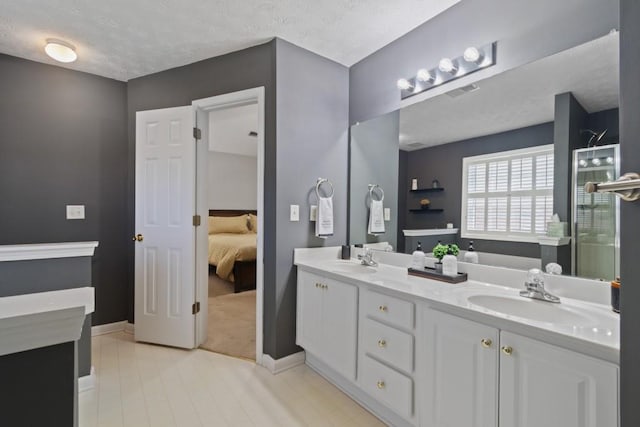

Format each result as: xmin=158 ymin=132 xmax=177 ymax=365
xmin=66 ymin=205 xmax=85 ymax=220
xmin=290 ymin=205 xmax=300 ymax=222
xmin=310 ymin=205 xmax=317 ymax=221
xmin=384 ymin=208 xmax=391 ymax=221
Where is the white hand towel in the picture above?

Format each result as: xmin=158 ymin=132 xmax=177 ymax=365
xmin=316 ymin=196 xmax=334 ymax=238
xmin=368 ymin=200 xmax=385 ymax=235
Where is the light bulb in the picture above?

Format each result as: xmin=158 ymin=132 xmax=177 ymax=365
xmin=463 ymin=47 xmax=482 ymax=64
xmin=438 ymin=58 xmax=457 ymax=74
xmin=606 ymin=156 xmax=614 ymax=165
xmin=396 ymin=78 xmax=413 ymax=90
xmin=591 ymin=158 xmax=601 ymax=166
xmin=416 ymin=68 xmax=434 ymax=83
xmin=579 ymin=159 xmax=588 ymax=167
xmin=44 ymin=39 xmax=77 ymax=63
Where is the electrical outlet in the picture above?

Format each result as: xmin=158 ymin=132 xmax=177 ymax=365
xmin=66 ymin=205 xmax=85 ymax=220
xmin=384 ymin=208 xmax=391 ymax=221
xmin=310 ymin=205 xmax=317 ymax=221
xmin=290 ymin=205 xmax=300 ymax=222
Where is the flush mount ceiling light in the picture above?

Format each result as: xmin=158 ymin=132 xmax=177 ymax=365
xmin=44 ymin=39 xmax=77 ymax=63
xmin=438 ymin=57 xmax=458 ymax=74
xmin=396 ymin=78 xmax=414 ymax=90
xmin=416 ymin=68 xmax=434 ymax=83
xmin=397 ymin=42 xmax=496 ymax=100
xmin=463 ymin=46 xmax=483 ymax=64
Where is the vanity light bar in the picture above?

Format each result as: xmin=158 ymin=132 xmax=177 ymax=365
xmin=399 ymin=42 xmax=497 ymax=100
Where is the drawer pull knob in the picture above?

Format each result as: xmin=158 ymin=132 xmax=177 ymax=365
xmin=501 ymin=346 xmax=513 ymax=356
xmin=377 ymin=381 xmax=385 ymax=389
xmin=379 ymin=305 xmax=388 ymax=312
xmin=377 ymin=339 xmax=387 ymax=348
xmin=481 ymin=338 xmax=492 ymax=348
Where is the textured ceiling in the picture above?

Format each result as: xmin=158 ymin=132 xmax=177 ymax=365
xmin=0 ymin=0 xmax=459 ymax=81
xmin=208 ymin=103 xmax=258 ymax=157
xmin=399 ymin=33 xmax=619 ymax=150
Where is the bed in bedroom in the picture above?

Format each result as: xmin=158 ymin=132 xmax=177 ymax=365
xmin=208 ymin=210 xmax=257 ymax=293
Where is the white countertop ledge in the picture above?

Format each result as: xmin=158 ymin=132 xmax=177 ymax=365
xmin=403 ymin=228 xmax=458 ymax=236
xmin=295 ymin=253 xmax=619 ymax=364
xmin=0 ymin=287 xmax=94 ymax=356
xmin=0 ymin=241 xmax=99 ymax=262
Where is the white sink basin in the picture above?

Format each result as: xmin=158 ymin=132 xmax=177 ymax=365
xmin=325 ymin=260 xmax=377 ymax=275
xmin=467 ymin=294 xmax=595 ymax=326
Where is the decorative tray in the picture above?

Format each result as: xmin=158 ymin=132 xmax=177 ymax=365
xmin=407 ymin=267 xmax=468 ymax=284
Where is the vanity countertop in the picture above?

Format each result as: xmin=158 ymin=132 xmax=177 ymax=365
xmin=295 ymin=255 xmax=619 ymax=363
xmin=0 ymin=287 xmax=94 ymax=356
xmin=403 ymin=228 xmax=458 ymax=236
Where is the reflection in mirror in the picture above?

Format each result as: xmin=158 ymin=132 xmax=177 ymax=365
xmin=349 ymin=32 xmax=620 ymax=281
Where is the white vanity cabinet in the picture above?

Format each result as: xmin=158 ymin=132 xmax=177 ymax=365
xmin=499 ymin=331 xmax=618 ymax=427
xmin=421 ymin=309 xmax=619 ymax=427
xmin=422 ymin=310 xmax=499 ymax=427
xmin=296 ymin=270 xmax=358 ymax=380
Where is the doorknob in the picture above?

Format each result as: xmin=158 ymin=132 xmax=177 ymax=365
xmin=132 ymin=234 xmax=144 ymax=242
xmin=481 ymin=338 xmax=492 ymax=348
xmin=501 ymin=346 xmax=513 ymax=356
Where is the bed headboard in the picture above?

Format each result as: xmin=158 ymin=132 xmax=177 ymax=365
xmin=208 ymin=209 xmax=257 ymax=217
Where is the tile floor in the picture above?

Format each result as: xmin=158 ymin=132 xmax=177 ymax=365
xmin=79 ymin=332 xmax=385 ymax=426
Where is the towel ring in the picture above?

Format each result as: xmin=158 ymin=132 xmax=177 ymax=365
xmin=368 ymin=184 xmax=384 ymax=204
xmin=316 ymin=178 xmax=334 ymax=199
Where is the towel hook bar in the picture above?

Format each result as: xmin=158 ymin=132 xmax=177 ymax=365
xmin=368 ymin=184 xmax=384 ymax=204
xmin=585 ymin=172 xmax=640 ymax=202
xmin=316 ymin=177 xmax=334 ymax=199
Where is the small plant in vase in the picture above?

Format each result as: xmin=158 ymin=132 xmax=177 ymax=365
xmin=432 ymin=243 xmax=460 ymax=274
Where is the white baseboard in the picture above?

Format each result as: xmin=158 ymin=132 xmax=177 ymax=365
xmin=92 ymin=321 xmax=134 ymax=336
xmin=124 ymin=322 xmax=135 ymax=334
xmin=262 ymin=351 xmax=305 ymax=374
xmin=78 ymin=366 xmax=96 ymax=393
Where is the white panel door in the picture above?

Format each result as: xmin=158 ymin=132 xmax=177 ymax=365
xmin=500 ymin=331 xmax=618 ymax=427
xmin=422 ymin=309 xmax=499 ymax=427
xmin=134 ymin=106 xmax=196 ymax=349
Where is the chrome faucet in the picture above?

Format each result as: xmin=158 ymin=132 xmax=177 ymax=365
xmin=520 ymin=268 xmax=560 ymax=303
xmin=358 ymin=248 xmax=379 ymax=267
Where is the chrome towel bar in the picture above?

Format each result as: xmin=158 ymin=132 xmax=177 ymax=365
xmin=585 ymin=172 xmax=640 ymax=202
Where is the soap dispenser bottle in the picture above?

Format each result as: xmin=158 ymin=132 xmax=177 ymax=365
xmin=463 ymin=241 xmax=479 ymax=264
xmin=411 ymin=241 xmax=426 ymax=270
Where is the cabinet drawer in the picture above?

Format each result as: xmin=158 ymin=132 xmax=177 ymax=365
xmin=362 ymin=318 xmax=414 ymax=373
xmin=361 ymin=289 xmax=414 ymax=330
xmin=361 ymin=355 xmax=413 ymax=420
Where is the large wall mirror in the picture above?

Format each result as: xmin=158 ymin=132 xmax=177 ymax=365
xmin=348 ymin=31 xmax=620 ymax=281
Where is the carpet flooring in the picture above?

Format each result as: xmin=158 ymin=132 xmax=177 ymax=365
xmin=200 ymin=273 xmax=256 ymax=360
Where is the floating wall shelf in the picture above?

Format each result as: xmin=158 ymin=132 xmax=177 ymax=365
xmin=410 ymin=208 xmax=444 ymax=213
xmin=410 ymin=188 xmax=444 ymax=193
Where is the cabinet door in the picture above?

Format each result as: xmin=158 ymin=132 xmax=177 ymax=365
xmin=422 ymin=310 xmax=499 ymax=427
xmin=323 ymin=278 xmax=358 ymax=380
xmin=500 ymin=331 xmax=618 ymax=427
xmin=296 ymin=271 xmax=324 ymax=355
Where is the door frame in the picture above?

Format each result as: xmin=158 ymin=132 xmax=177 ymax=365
xmin=192 ymin=87 xmax=265 ymax=365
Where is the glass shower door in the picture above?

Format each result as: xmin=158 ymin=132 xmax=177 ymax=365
xmin=573 ymin=144 xmax=620 ymax=281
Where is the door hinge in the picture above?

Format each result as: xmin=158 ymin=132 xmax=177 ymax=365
xmin=193 ymin=127 xmax=202 ymax=140
xmin=192 ymin=301 xmax=201 ymax=315
xmin=193 ymin=215 xmax=201 ymax=226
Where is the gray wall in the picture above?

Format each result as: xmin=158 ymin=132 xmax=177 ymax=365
xmin=619 ymin=0 xmax=640 ymax=425
xmin=126 ymin=42 xmax=277 ymax=337
xmin=349 ymin=0 xmax=619 ymax=124
xmin=208 ymin=152 xmax=257 ymax=209
xmin=0 ymin=54 xmax=129 ymax=326
xmin=274 ymin=39 xmax=349 ymax=357
xmin=349 ymin=111 xmax=399 ymax=248
xmin=402 ymin=123 xmax=554 ymax=258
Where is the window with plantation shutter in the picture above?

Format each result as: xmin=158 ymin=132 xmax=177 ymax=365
xmin=461 ymin=144 xmax=554 ymax=243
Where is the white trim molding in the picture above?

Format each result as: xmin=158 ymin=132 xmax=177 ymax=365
xmin=78 ymin=366 xmax=96 ymax=392
xmin=91 ymin=321 xmax=134 ymax=336
xmin=262 ymin=351 xmax=306 ymax=374
xmin=0 ymin=241 xmax=99 ymax=262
